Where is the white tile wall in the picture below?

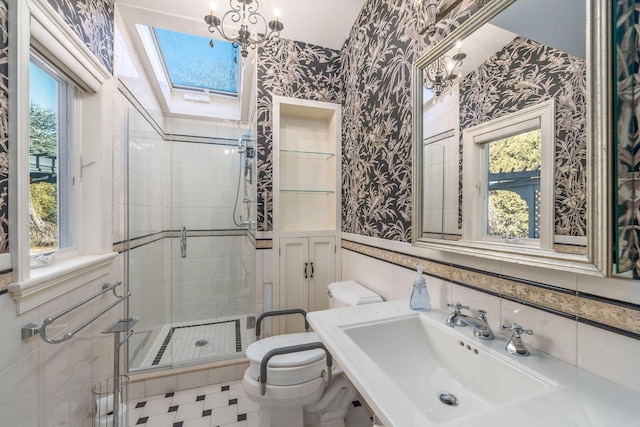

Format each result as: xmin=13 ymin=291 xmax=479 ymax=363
xmin=0 ymin=260 xmax=124 ymax=427
xmin=577 ymin=323 xmax=640 ymax=393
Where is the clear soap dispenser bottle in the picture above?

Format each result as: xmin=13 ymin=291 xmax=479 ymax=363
xmin=410 ymin=264 xmax=431 ymax=311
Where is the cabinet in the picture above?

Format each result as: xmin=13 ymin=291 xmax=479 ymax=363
xmin=272 ymin=96 xmax=342 ymax=335
xmin=279 ymin=237 xmax=336 ymax=333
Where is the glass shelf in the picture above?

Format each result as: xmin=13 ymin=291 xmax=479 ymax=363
xmin=280 ymin=149 xmax=335 ymax=159
xmin=281 ymin=189 xmax=335 ymax=194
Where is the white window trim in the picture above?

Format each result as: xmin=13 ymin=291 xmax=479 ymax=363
xmin=462 ymin=99 xmax=555 ymax=251
xmin=7 ymin=0 xmax=115 ymax=314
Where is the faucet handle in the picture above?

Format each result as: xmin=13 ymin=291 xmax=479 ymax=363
xmin=501 ymin=323 xmax=533 ymax=356
xmin=447 ymin=302 xmax=469 ymax=312
xmin=501 ymin=323 xmax=533 ymax=337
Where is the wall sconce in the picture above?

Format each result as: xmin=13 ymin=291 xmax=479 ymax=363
xmin=423 ymin=41 xmax=466 ymax=97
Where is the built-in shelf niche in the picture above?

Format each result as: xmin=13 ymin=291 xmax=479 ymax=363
xmin=274 ymin=97 xmax=341 ymax=233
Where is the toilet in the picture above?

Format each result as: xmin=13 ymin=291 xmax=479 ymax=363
xmin=243 ymin=280 xmax=383 ymax=427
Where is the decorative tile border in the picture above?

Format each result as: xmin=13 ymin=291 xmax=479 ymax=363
xmin=342 ymin=240 xmax=640 ymax=339
xmin=255 ymin=239 xmax=273 ymax=250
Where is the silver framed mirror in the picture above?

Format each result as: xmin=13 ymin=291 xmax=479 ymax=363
xmin=412 ymin=0 xmax=611 ymax=275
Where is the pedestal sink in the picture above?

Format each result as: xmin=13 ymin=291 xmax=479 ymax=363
xmin=308 ymin=299 xmax=640 ymax=427
xmin=341 ymin=314 xmax=555 ymax=423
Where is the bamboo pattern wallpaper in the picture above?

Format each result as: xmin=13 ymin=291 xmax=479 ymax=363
xmin=459 ymin=36 xmax=587 ymax=238
xmin=256 ymin=38 xmax=343 ymax=232
xmin=614 ymin=0 xmax=640 ymax=275
xmin=256 ymin=0 xmax=480 ymax=237
xmin=339 ymin=0 xmax=479 ymax=241
xmin=0 ymin=0 xmax=7 ymax=253
xmin=46 ymin=0 xmax=114 ymax=73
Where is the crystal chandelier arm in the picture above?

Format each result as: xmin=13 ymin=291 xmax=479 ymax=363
xmin=204 ymin=0 xmax=283 ymax=57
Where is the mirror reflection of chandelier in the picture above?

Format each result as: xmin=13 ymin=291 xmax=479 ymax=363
xmin=423 ymin=41 xmax=466 ymax=97
xmin=204 ymin=0 xmax=284 ymax=58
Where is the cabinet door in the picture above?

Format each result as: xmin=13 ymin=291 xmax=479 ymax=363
xmin=279 ymin=237 xmax=309 ymax=333
xmin=308 ymin=236 xmax=336 ymax=313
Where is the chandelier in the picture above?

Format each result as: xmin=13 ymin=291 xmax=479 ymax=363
xmin=423 ymin=41 xmax=466 ymax=97
xmin=204 ymin=0 xmax=284 ymax=58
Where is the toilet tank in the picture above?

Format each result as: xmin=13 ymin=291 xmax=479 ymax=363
xmin=328 ymin=281 xmax=383 ymax=309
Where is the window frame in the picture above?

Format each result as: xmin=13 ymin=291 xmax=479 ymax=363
xmin=7 ymin=0 xmax=116 ymax=314
xmin=462 ymin=99 xmax=555 ymax=251
xmin=151 ymin=26 xmax=241 ymax=97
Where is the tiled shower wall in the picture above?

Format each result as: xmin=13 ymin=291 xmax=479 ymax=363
xmin=123 ymin=95 xmax=257 ymax=370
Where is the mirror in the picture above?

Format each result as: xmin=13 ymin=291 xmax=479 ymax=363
xmin=412 ymin=0 xmax=610 ymax=275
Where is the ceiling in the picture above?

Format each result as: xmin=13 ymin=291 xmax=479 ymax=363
xmin=114 ymin=0 xmax=366 ymax=50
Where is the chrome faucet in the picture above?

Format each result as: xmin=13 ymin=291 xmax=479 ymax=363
xmin=501 ymin=323 xmax=533 ymax=356
xmin=446 ymin=302 xmax=494 ymax=340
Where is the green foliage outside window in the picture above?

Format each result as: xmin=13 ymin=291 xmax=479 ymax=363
xmin=29 ymin=101 xmax=58 ymax=250
xmin=29 ymin=102 xmax=57 ymax=157
xmin=487 ymin=130 xmax=541 ymax=239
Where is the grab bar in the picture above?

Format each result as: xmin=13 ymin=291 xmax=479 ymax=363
xmin=259 ymin=342 xmax=333 ymax=395
xmin=21 ymin=281 xmax=130 ymax=343
xmin=180 ymin=226 xmax=187 ymax=258
xmin=255 ymin=309 xmax=309 ymax=339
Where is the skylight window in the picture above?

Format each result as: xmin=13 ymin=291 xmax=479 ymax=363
xmin=153 ymin=28 xmax=239 ymax=96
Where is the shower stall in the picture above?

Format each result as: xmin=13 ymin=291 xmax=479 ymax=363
xmin=125 ymin=103 xmax=257 ymax=371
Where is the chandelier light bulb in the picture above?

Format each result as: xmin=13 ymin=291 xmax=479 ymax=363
xmin=209 ymin=1 xmax=217 ymax=15
xmin=274 ymin=4 xmax=281 ymax=21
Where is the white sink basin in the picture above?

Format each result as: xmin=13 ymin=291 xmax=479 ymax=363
xmin=341 ymin=314 xmax=555 ymax=423
xmin=308 ymin=300 xmax=640 ymax=426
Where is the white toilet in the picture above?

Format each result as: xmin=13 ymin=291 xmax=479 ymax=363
xmin=243 ymin=280 xmax=382 ymax=427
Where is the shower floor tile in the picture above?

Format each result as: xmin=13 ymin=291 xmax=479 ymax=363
xmin=128 ymin=379 xmax=373 ymax=427
xmin=139 ymin=316 xmax=254 ymax=368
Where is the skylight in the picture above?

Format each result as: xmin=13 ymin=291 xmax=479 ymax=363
xmin=153 ymin=28 xmax=239 ymax=96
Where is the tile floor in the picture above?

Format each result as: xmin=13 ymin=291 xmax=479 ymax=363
xmin=127 ymin=379 xmax=373 ymax=427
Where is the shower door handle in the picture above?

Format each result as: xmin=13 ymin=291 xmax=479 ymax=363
xmin=180 ymin=226 xmax=187 ymax=258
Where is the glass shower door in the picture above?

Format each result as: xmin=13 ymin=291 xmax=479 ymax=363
xmin=168 ymin=123 xmax=256 ymax=367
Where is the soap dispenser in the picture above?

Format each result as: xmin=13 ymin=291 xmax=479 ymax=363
xmin=410 ymin=264 xmax=431 ymax=311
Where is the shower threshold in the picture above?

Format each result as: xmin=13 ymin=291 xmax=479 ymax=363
xmin=138 ymin=315 xmax=254 ymax=369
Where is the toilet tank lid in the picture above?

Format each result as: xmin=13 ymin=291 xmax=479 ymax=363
xmin=328 ymin=281 xmax=382 ymax=306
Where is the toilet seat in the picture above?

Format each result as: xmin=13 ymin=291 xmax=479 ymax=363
xmin=246 ymin=332 xmax=328 ymax=386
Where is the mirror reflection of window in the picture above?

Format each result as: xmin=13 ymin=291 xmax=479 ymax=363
xmin=463 ymin=99 xmax=554 ymax=249
xmin=485 ymin=129 xmax=541 ymax=241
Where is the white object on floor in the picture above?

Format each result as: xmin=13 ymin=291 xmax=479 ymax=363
xmin=94 ymin=403 xmax=126 ymax=427
xmin=95 ymin=393 xmax=114 ymax=417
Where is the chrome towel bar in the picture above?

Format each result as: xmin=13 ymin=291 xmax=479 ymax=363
xmin=21 ymin=281 xmax=130 ymax=343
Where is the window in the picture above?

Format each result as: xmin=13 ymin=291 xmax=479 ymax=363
xmin=28 ymin=55 xmax=74 ymax=256
xmin=462 ymin=99 xmax=554 ymax=250
xmin=7 ymin=0 xmax=116 ymax=314
xmin=152 ymin=27 xmax=239 ymax=95
xmin=486 ymin=129 xmax=541 ymax=240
